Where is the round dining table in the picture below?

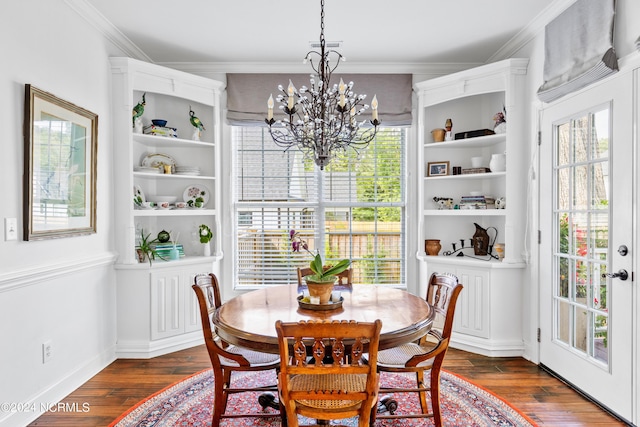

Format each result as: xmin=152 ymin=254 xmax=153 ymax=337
xmin=212 ymin=284 xmax=434 ymax=354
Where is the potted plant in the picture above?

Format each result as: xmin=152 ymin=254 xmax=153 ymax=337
xmin=199 ymin=224 xmax=213 ymax=256
xmin=290 ymin=229 xmax=350 ymax=303
xmin=136 ymin=230 xmax=165 ymax=266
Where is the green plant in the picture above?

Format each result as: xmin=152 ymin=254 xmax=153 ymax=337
xmin=136 ymin=230 xmax=165 ymax=266
xmin=289 ymin=229 xmax=350 ymax=283
xmin=199 ymin=224 xmax=213 ymax=244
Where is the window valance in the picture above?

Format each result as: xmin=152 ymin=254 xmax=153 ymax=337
xmin=227 ymin=73 xmax=413 ymax=126
xmin=537 ymin=0 xmax=618 ymax=103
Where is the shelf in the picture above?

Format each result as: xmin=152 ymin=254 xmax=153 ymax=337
xmin=115 ymin=254 xmax=222 ymax=270
xmin=417 ymin=252 xmax=525 ymax=268
xmin=133 ymin=133 xmax=215 ymax=148
xmin=133 ymin=172 xmax=216 ymax=181
xmin=133 ymin=208 xmax=216 ymax=217
xmin=424 ymin=133 xmax=505 ymax=149
xmin=424 ymin=171 xmax=506 ymax=180
xmin=423 ymin=209 xmax=506 ymax=216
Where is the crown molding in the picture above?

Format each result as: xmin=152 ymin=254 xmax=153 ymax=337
xmin=64 ymin=0 xmax=152 ymax=62
xmin=488 ymin=0 xmax=576 ymax=62
xmin=157 ymin=61 xmax=483 ymax=78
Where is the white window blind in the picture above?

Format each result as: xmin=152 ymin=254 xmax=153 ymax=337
xmin=233 ymin=127 xmax=406 ymax=287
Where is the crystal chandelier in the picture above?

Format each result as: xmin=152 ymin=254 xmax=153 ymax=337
xmin=265 ymin=0 xmax=380 ymax=170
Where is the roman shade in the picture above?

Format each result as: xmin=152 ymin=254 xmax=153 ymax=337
xmin=537 ymin=0 xmax=618 ymax=103
xmin=227 ymin=73 xmax=412 ymax=126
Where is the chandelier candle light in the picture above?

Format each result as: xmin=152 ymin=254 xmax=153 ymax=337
xmin=265 ymin=0 xmax=380 ymax=170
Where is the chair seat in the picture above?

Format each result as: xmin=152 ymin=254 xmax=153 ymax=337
xmin=377 ymin=342 xmax=436 ymax=369
xmin=289 ymin=373 xmax=368 ymax=410
xmin=221 ymin=345 xmax=280 ymax=367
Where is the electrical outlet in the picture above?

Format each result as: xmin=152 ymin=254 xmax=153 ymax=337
xmin=42 ymin=340 xmax=53 ymax=363
xmin=4 ymin=218 xmax=17 ymax=241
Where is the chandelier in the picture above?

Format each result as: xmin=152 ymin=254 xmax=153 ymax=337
xmin=265 ymin=0 xmax=380 ymax=170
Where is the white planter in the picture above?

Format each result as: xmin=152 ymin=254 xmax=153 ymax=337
xmin=489 ymin=153 xmax=506 ymax=172
xmin=203 ymin=243 xmax=211 ymax=257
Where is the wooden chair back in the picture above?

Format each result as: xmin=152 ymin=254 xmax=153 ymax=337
xmin=192 ymin=273 xmax=281 ymax=425
xmin=426 ymin=272 xmax=463 ymax=344
xmin=275 ymin=319 xmax=382 ymax=427
xmin=192 ymin=273 xmax=250 ymax=368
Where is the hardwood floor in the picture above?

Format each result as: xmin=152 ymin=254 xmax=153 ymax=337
xmin=28 ymin=345 xmax=626 ymax=426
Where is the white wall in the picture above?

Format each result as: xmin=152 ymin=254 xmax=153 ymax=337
xmin=0 ymin=2 xmax=123 ymax=425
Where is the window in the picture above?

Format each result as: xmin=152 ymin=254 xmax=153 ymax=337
xmin=233 ymin=127 xmax=406 ymax=287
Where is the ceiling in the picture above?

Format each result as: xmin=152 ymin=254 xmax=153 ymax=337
xmin=81 ymin=0 xmax=560 ymax=67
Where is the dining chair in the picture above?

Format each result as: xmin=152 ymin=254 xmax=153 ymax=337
xmin=297 ymin=267 xmax=353 ymax=289
xmin=275 ymin=319 xmax=382 ymax=427
xmin=374 ymin=272 xmax=463 ymax=427
xmin=192 ymin=273 xmax=282 ymax=426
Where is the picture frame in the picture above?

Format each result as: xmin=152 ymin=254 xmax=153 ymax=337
xmin=427 ymin=161 xmax=450 ymax=177
xmin=23 ymin=84 xmax=98 ymax=240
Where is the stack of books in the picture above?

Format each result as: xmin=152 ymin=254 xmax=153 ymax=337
xmin=459 ymin=196 xmax=487 ymax=210
xmin=143 ymin=125 xmax=178 ymax=138
xmin=462 ymin=167 xmax=490 ymax=174
xmin=152 ymin=244 xmax=185 ymax=258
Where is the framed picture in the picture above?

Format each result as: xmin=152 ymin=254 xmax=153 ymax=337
xmin=427 ymin=161 xmax=450 ymax=177
xmin=23 ymin=85 xmax=98 ymax=240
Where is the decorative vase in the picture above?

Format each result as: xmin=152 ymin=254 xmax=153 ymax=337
xmin=472 ymin=223 xmax=490 ymax=256
xmin=494 ymin=243 xmax=505 ymax=261
xmin=425 ymin=239 xmax=442 ymax=256
xmin=305 ymin=278 xmax=335 ymax=304
xmin=136 ymin=249 xmax=147 ymax=263
xmin=431 ymin=128 xmax=445 ymax=142
xmin=203 ymin=242 xmax=211 ymax=257
xmin=489 ymin=153 xmax=506 ymax=172
xmin=471 ymin=156 xmax=483 ymax=168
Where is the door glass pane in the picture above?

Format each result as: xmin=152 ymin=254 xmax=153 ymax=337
xmin=592 ymin=109 xmax=609 ymax=160
xmin=558 ymin=168 xmax=570 ymax=210
xmin=574 ymin=306 xmax=588 ymax=353
xmin=590 ymin=212 xmax=608 ymax=260
xmin=553 ymin=105 xmax=611 ymax=366
xmin=556 ymin=300 xmax=570 ymax=345
xmin=557 ymin=122 xmax=570 ymax=166
xmin=573 ymin=165 xmax=588 ymax=210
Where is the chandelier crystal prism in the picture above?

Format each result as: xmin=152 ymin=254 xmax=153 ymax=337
xmin=265 ymin=0 xmax=380 ymax=170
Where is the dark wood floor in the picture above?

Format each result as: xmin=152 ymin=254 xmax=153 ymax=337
xmin=28 ymin=345 xmax=626 ymax=426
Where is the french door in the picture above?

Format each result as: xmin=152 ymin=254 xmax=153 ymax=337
xmin=539 ymin=73 xmax=634 ymax=421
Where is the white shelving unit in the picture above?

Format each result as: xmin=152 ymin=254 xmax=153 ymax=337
xmin=110 ymin=57 xmax=224 ymax=358
xmin=415 ymin=58 xmax=529 ymax=357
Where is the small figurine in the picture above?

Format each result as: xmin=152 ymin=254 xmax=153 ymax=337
xmin=493 ymin=107 xmax=506 ymax=134
xmin=444 ymin=118 xmax=453 ymax=141
xmin=189 ymin=106 xmax=205 ymax=141
xmin=132 ymin=93 xmax=146 ymax=132
xmin=433 ymin=196 xmax=454 ymax=210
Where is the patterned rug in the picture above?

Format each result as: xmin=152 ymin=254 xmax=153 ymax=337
xmin=110 ymin=369 xmax=536 ymax=426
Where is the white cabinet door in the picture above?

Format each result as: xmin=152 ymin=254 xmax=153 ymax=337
xmin=150 ymin=270 xmax=184 ymax=340
xmin=184 ymin=272 xmax=202 ymax=334
xmin=452 ymin=267 xmax=490 ymax=339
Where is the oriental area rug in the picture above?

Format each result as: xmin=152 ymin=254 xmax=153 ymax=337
xmin=110 ymin=369 xmax=536 ymax=426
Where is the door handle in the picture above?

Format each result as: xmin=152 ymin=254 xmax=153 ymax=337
xmin=602 ymin=269 xmax=629 ymax=281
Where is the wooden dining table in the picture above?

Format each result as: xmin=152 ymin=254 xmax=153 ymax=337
xmin=212 ymin=284 xmax=435 ymax=354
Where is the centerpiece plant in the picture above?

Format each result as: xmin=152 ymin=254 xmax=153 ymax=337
xmin=289 ymin=229 xmax=350 ymax=283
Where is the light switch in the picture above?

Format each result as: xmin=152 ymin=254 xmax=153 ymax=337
xmin=5 ymin=218 xmax=17 ymax=241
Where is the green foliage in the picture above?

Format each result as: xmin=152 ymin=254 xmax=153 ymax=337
xmin=136 ymin=230 xmax=165 ymax=266
xmin=199 ymin=224 xmax=213 ymax=243
xmin=306 ymin=253 xmax=350 ymax=283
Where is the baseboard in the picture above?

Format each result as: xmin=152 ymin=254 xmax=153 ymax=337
xmin=450 ymin=335 xmax=525 ymax=357
xmin=0 ymin=345 xmax=116 ymax=427
xmin=116 ymin=333 xmax=204 ymax=359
